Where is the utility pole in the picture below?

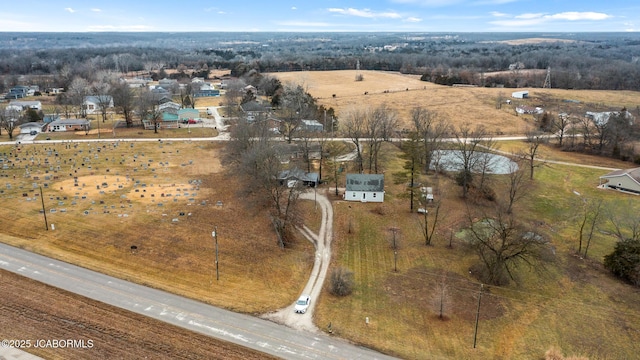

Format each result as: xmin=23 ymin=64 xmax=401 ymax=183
xmin=212 ymin=227 xmax=219 ymax=281
xmin=473 ymin=283 xmax=484 ymax=348
xmin=39 ymin=186 xmax=48 ymax=231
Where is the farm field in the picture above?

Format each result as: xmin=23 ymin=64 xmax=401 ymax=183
xmin=1 ymin=70 xmax=640 ymax=359
xmin=272 ymin=70 xmax=640 ymax=136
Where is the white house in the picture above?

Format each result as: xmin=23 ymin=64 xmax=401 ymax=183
xmin=511 ymin=90 xmax=529 ymax=99
xmin=7 ymin=100 xmax=42 ymax=111
xmin=344 ymin=174 xmax=385 ymax=202
xmin=48 ymin=119 xmax=90 ymax=132
xmin=83 ymin=95 xmax=114 ymax=114
xmin=599 ymin=167 xmax=640 ymax=195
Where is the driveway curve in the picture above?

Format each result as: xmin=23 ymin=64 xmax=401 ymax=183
xmin=262 ymin=190 xmax=333 ymax=332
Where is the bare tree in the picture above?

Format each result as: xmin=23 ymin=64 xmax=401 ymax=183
xmin=92 ymin=82 xmax=113 ymax=125
xmin=68 ymin=77 xmax=90 ymax=118
xmin=411 ymin=107 xmax=449 ymax=174
xmin=431 ymin=273 xmax=451 ymax=320
xmin=453 ymin=123 xmax=487 ymax=198
xmin=503 ymin=159 xmax=529 ymax=214
xmin=110 ymin=81 xmax=135 ymax=127
xmin=523 ymin=131 xmax=547 ymax=180
xmin=576 ymin=198 xmax=603 ymax=258
xmin=553 ymin=113 xmax=572 ymax=147
xmin=222 ymin=79 xmax=246 ymax=118
xmin=417 ymin=198 xmax=441 ymax=246
xmin=276 ymin=84 xmax=315 ymax=144
xmin=0 ymin=107 xmax=21 ymax=140
xmin=466 ymin=207 xmax=549 ymax=285
xmin=342 ymin=107 xmax=367 ymax=174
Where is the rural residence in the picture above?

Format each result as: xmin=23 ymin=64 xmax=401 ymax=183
xmin=48 ymin=119 xmax=90 ymax=132
xmin=344 ymin=174 xmax=385 ymax=202
xmin=277 ymin=168 xmax=319 ymax=188
xmin=599 ymin=168 xmax=640 ymax=195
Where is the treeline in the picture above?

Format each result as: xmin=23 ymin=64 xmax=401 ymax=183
xmin=1 ymin=32 xmax=639 ymax=92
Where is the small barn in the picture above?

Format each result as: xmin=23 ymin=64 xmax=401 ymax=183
xmin=511 ymin=90 xmax=529 ymax=99
xmin=344 ymin=174 xmax=385 ymax=202
xmin=599 ymin=168 xmax=640 ymax=195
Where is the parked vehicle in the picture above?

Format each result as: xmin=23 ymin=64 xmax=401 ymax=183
xmin=294 ymin=295 xmax=310 ymax=314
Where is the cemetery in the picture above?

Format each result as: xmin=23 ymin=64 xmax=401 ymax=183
xmin=0 ymin=140 xmax=222 ymax=246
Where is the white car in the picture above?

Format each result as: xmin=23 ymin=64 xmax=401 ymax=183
xmin=294 ymin=295 xmax=310 ymax=314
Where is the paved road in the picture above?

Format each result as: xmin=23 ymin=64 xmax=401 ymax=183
xmin=0 ymin=242 xmax=396 ymax=360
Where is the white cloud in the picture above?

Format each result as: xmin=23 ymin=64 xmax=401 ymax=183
xmin=65 ymin=8 xmax=76 ymax=13
xmin=491 ymin=11 xmax=613 ymax=28
xmin=515 ymin=13 xmax=545 ymax=19
xmin=218 ymin=11 xmax=226 ymax=14
xmin=490 ymin=11 xmax=509 ymax=18
xmin=87 ymin=25 xmax=153 ymax=31
xmin=328 ymin=8 xmax=402 ymax=19
xmin=404 ymin=17 xmax=423 ymax=23
xmin=391 ymin=0 xmax=464 ymax=6
xmin=276 ymin=21 xmax=331 ymax=27
xmin=91 ymin=8 xmax=102 ymax=12
xmin=546 ymin=12 xmax=611 ymax=21
xmin=291 ymin=7 xmax=297 ymax=10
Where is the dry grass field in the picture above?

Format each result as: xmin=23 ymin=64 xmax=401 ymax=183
xmin=2 ymin=71 xmax=640 ymax=359
xmin=0 ymin=141 xmax=313 ymax=315
xmin=271 ymin=70 xmax=640 ymax=136
xmin=313 ymin=142 xmax=640 ymax=360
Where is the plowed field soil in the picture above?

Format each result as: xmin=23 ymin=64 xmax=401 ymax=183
xmin=0 ymin=269 xmax=274 ymax=360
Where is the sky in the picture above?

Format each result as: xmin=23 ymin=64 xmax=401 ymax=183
xmin=0 ymin=0 xmax=638 ymax=32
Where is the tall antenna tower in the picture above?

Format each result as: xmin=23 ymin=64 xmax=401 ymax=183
xmin=543 ymin=66 xmax=551 ymax=89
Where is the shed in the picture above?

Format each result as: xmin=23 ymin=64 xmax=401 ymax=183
xmin=599 ymin=168 xmax=640 ymax=195
xmin=511 ymin=91 xmax=529 ymax=99
xmin=344 ymin=174 xmax=385 ymax=202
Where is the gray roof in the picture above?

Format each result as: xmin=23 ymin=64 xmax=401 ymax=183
xmin=346 ymin=174 xmax=384 ymax=192
xmin=601 ymin=167 xmax=640 ymax=185
xmin=278 ymin=168 xmax=319 ymax=183
xmin=50 ymin=119 xmax=90 ymax=126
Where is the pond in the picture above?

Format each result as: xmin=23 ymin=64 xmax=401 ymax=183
xmin=430 ymin=150 xmax=518 ymax=174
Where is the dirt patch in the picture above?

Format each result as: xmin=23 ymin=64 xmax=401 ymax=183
xmin=0 ymin=269 xmax=275 ymax=360
xmin=384 ymin=267 xmax=505 ymax=322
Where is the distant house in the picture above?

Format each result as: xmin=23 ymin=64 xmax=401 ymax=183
xmin=178 ymin=108 xmax=199 ymax=122
xmin=599 ymin=168 xmax=640 ymax=195
xmin=43 ymin=114 xmax=61 ymax=124
xmin=277 ymin=168 xmax=319 ymax=187
xmin=158 ymin=101 xmax=181 ymax=112
xmin=344 ymin=174 xmax=385 ymax=202
xmin=158 ymin=78 xmax=178 ymax=90
xmin=512 ymin=90 xmax=529 ymax=99
xmin=586 ymin=111 xmax=635 ymax=127
xmin=48 ymin=119 xmax=90 ymax=132
xmin=241 ymin=101 xmax=271 ymax=121
xmin=516 ymin=105 xmax=544 ymax=115
xmin=301 ymin=119 xmax=324 ymax=132
xmin=7 ymin=100 xmax=42 ymax=111
xmin=194 ymin=89 xmax=220 ymax=97
xmin=83 ymin=95 xmax=114 ymax=114
xmin=19 ymin=122 xmax=44 ymax=134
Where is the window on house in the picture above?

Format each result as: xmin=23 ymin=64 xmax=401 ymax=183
xmin=373 ymin=193 xmax=377 ymax=198
xmin=352 ymin=193 xmax=356 ymax=197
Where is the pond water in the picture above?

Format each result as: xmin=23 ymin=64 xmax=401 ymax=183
xmin=430 ymin=150 xmax=518 ymax=174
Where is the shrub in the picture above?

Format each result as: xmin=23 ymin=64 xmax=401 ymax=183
xmin=329 ymin=267 xmax=355 ymax=296
xmin=604 ymin=239 xmax=640 ymax=286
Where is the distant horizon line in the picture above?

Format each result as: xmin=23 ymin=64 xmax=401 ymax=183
xmin=0 ymin=30 xmax=636 ymax=34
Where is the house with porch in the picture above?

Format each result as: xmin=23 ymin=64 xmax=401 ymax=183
xmin=344 ymin=174 xmax=385 ymax=202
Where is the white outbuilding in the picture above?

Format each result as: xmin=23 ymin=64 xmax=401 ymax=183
xmin=511 ymin=90 xmax=529 ymax=99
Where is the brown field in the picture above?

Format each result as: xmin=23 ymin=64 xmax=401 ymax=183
xmin=271 ymin=70 xmax=640 ymax=136
xmin=2 ymin=71 xmax=640 ymax=359
xmin=0 ymin=269 xmax=275 ymax=360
